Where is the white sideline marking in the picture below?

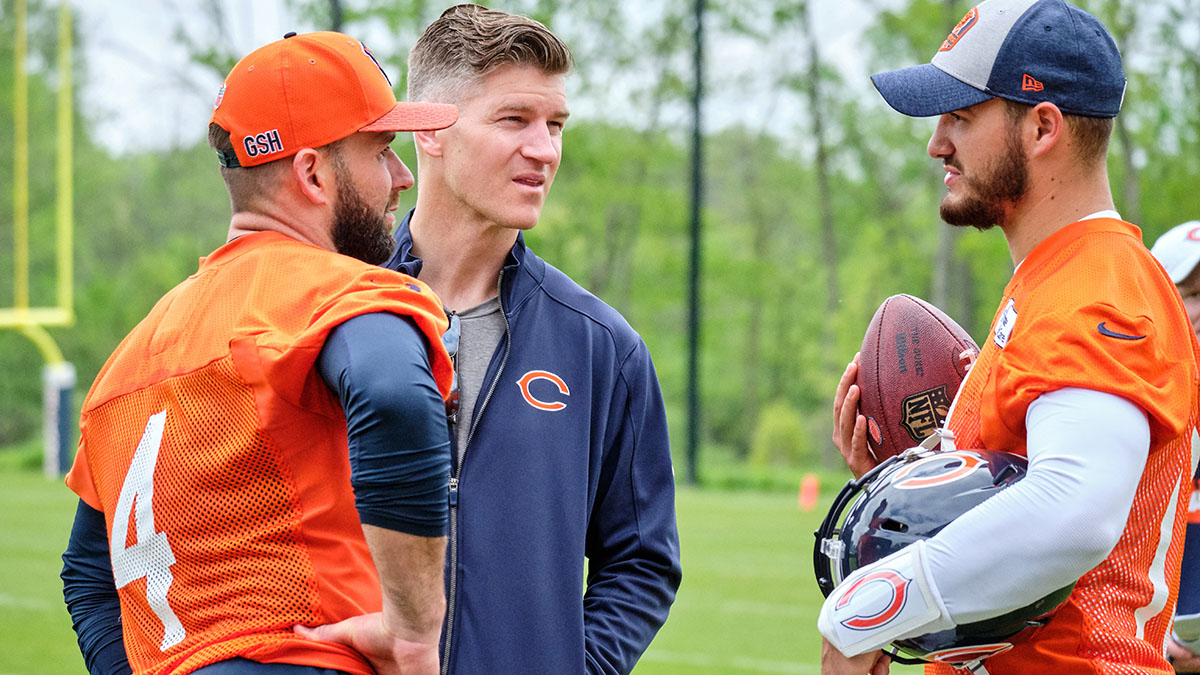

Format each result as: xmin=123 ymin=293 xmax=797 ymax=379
xmin=723 ymin=600 xmax=807 ymax=617
xmin=0 ymin=593 xmax=53 ymax=611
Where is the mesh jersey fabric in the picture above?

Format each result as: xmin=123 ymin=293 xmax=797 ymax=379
xmin=65 ymin=231 xmax=452 ymax=675
xmin=928 ymin=219 xmax=1200 ymax=674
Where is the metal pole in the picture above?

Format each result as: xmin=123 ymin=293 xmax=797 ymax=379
xmin=15 ymin=0 xmax=29 ymax=312
xmin=43 ymin=361 xmax=75 ymax=478
xmin=330 ymin=0 xmax=343 ymax=32
xmin=686 ymin=0 xmax=705 ymax=486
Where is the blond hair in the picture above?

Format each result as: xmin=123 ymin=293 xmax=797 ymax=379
xmin=407 ymin=4 xmax=573 ymax=105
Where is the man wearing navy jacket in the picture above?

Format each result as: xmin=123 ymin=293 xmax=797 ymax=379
xmin=366 ymin=5 xmax=680 ymax=675
xmin=60 ymin=7 xmax=679 ymax=675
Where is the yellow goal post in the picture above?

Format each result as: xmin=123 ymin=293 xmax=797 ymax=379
xmin=4 ymin=0 xmax=76 ymax=477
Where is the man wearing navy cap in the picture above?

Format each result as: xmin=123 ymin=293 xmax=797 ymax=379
xmin=827 ymin=1 xmax=1200 ymax=673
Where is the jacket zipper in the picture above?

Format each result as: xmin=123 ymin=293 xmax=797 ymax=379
xmin=441 ymin=271 xmax=512 ymax=675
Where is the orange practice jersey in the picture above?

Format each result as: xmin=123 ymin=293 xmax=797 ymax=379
xmin=929 ymin=219 xmax=1200 ymax=674
xmin=66 ymin=232 xmax=453 ymax=675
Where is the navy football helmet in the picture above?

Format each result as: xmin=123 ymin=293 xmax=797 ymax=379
xmin=813 ymin=447 xmax=1074 ymax=666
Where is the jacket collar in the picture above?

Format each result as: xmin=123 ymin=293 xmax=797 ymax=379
xmin=386 ymin=209 xmax=544 ymax=313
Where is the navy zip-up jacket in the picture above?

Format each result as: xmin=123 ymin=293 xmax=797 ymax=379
xmin=385 ymin=212 xmax=681 ymax=674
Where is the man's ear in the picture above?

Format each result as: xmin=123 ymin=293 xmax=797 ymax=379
xmin=413 ymin=129 xmax=445 ymax=158
xmin=1028 ymin=101 xmax=1064 ymax=158
xmin=291 ymin=148 xmax=333 ymax=205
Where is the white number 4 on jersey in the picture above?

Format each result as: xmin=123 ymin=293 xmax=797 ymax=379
xmin=110 ymin=410 xmax=186 ymax=650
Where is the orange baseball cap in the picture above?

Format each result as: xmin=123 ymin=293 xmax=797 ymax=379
xmin=210 ymin=31 xmax=458 ymax=168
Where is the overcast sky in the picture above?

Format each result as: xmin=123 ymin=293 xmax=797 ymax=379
xmin=69 ymin=0 xmax=892 ymax=155
xmin=74 ymin=1 xmax=293 ymax=153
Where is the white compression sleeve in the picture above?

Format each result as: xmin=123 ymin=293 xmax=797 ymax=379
xmin=923 ymin=388 xmax=1149 ymax=624
xmin=818 ymin=540 xmax=955 ymax=656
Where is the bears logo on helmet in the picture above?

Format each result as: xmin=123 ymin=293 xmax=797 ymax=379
xmin=891 ymin=451 xmax=985 ymax=490
xmin=813 ymin=447 xmax=1074 ymax=666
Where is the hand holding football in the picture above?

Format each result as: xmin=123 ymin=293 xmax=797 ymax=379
xmin=857 ymin=294 xmax=978 ymax=461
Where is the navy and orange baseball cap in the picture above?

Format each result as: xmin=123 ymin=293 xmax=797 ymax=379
xmin=871 ymin=0 xmax=1125 ymax=118
xmin=210 ymin=31 xmax=458 ymax=167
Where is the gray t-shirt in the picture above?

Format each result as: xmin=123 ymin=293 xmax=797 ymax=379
xmin=451 ymin=295 xmax=505 ymax=464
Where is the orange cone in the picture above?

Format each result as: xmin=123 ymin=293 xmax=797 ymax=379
xmin=799 ymin=472 xmax=820 ymax=512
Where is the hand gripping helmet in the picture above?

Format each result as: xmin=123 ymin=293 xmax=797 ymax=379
xmin=813 ymin=447 xmax=1074 ymax=666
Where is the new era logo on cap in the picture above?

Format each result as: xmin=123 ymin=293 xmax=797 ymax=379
xmin=870 ymin=0 xmax=1125 ymax=118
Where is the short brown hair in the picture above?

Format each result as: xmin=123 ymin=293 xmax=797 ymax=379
xmin=208 ymin=123 xmax=348 ymax=213
xmin=1003 ymin=99 xmax=1113 ymax=164
xmin=208 ymin=124 xmax=284 ymax=212
xmin=1064 ymin=114 xmax=1114 ymax=164
xmin=407 ymin=4 xmax=573 ymax=105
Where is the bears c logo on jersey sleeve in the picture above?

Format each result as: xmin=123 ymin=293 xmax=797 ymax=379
xmin=818 ymin=541 xmax=953 ymax=657
xmin=835 ymin=569 xmax=913 ymax=630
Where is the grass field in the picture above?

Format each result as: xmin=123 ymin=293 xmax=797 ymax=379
xmin=0 ymin=467 xmax=921 ymax=674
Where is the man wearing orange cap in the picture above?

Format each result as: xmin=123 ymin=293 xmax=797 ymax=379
xmin=60 ymin=32 xmax=458 ymax=675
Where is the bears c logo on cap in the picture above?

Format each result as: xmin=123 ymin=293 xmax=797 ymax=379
xmin=939 ymin=7 xmax=978 ymax=52
xmin=360 ymin=42 xmax=391 ymax=86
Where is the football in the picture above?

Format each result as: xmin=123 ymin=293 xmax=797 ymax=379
xmin=857 ymin=294 xmax=979 ymax=461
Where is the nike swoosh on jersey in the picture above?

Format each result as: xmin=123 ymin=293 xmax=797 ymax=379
xmin=1097 ymin=322 xmax=1146 ymax=340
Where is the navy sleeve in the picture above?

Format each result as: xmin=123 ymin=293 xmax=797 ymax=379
xmin=1179 ymin=522 xmax=1200 ymax=618
xmin=61 ymin=499 xmax=132 ymax=675
xmin=318 ymin=311 xmax=452 ymax=537
xmin=583 ymin=341 xmax=682 ymax=675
